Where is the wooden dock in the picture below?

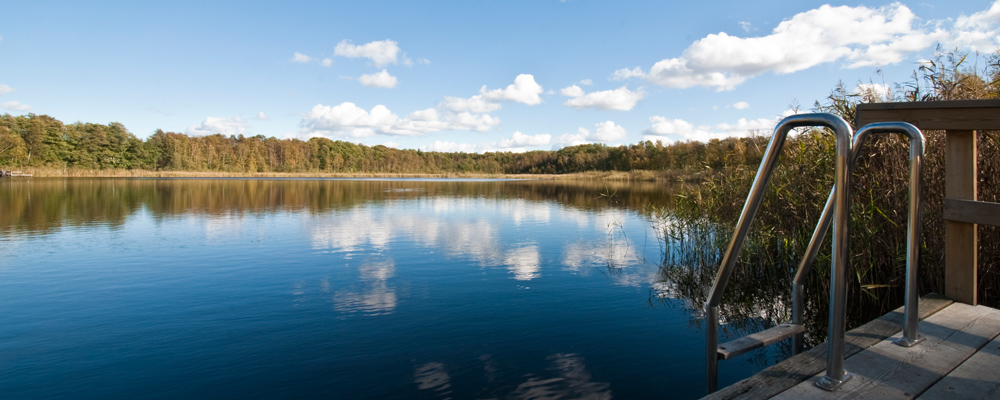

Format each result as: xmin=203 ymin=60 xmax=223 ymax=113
xmin=704 ymin=295 xmax=1000 ymax=399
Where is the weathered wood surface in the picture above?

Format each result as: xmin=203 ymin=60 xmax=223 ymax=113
xmin=945 ymin=129 xmax=978 ymax=305
xmin=771 ymin=303 xmax=1000 ymax=400
xmin=855 ymin=100 xmax=1000 ymax=130
xmin=943 ymin=198 xmax=1000 ymax=227
xmin=918 ymin=332 xmax=1000 ymax=399
xmin=718 ymin=323 xmax=805 ymax=360
xmin=702 ymin=295 xmax=953 ymax=400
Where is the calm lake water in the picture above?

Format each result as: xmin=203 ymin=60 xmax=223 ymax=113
xmin=0 ymin=178 xmax=772 ymax=399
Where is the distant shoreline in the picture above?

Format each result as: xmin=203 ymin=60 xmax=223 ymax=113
xmin=1 ymin=167 xmax=695 ymax=182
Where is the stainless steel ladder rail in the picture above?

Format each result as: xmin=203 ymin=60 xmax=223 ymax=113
xmin=705 ymin=113 xmax=854 ymax=393
xmin=792 ymin=122 xmax=926 ymax=356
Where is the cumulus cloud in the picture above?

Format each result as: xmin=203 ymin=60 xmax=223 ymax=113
xmin=254 ymin=111 xmax=269 ymax=120
xmin=187 ymin=117 xmax=249 ymax=136
xmin=498 ymin=131 xmax=552 ymax=149
xmin=301 ymin=102 xmax=500 ymax=138
xmin=560 ymin=85 xmax=585 ymax=97
xmin=592 ymin=121 xmax=626 ymax=141
xmin=292 ymin=52 xmax=312 ymax=63
xmin=442 ymin=74 xmax=544 ymax=113
xmin=556 ymin=121 xmax=626 ymax=146
xmin=441 ymin=95 xmax=502 ymax=113
xmin=556 ymin=128 xmax=591 ymax=147
xmin=948 ymin=2 xmax=1000 ymax=52
xmin=611 ymin=67 xmax=645 ymax=81
xmin=335 ymin=39 xmax=402 ymax=68
xmin=614 ymin=3 xmax=949 ymax=91
xmin=732 ymin=101 xmax=750 ymax=110
xmin=423 ymin=140 xmax=479 ymax=153
xmin=359 ymin=69 xmax=399 ymax=88
xmin=420 ymin=132 xmax=551 ymax=154
xmin=855 ymin=83 xmax=892 ymax=101
xmin=321 ymin=58 xmax=333 ymax=67
xmin=1 ymin=101 xmax=31 ymax=112
xmin=642 ymin=112 xmax=794 ymax=144
xmin=0 ymin=84 xmax=13 ymax=95
xmin=562 ymin=85 xmax=643 ymax=111
xmin=480 ymin=74 xmax=544 ymax=105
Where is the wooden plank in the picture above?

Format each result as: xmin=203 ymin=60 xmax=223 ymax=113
xmin=855 ymin=100 xmax=1000 ymax=130
xmin=701 ymin=295 xmax=953 ymax=400
xmin=944 ymin=199 xmax=1000 ymax=226
xmin=771 ymin=303 xmax=1000 ymax=399
xmin=918 ymin=331 xmax=1000 ymax=399
xmin=718 ymin=323 xmax=805 ymax=360
xmin=945 ymin=130 xmax=978 ymax=305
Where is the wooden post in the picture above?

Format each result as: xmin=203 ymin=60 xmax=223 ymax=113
xmin=945 ymin=130 xmax=977 ymax=305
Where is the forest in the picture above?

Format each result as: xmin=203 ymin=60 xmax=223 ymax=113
xmin=0 ymin=112 xmax=765 ymax=176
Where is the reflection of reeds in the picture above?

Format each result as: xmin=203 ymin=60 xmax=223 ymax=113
xmin=3 ymin=166 xmax=692 ymax=182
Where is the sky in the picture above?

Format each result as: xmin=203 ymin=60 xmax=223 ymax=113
xmin=1 ymin=0 xmax=998 ymax=153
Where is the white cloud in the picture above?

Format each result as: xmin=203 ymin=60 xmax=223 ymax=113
xmin=291 ymin=52 xmax=312 ymax=63
xmin=254 ymin=111 xmax=269 ymax=121
xmin=557 ymin=128 xmax=591 ymax=147
xmin=335 ymin=39 xmax=401 ymax=68
xmin=560 ymin=85 xmax=585 ymax=97
xmin=732 ymin=101 xmax=750 ymax=110
xmin=643 ymin=113 xmax=788 ymax=144
xmin=187 ymin=116 xmax=249 ymax=136
xmin=855 ymin=83 xmax=892 ymax=101
xmin=359 ymin=69 xmax=399 ymax=88
xmin=423 ymin=140 xmax=479 ymax=153
xmin=948 ymin=1 xmax=1000 ymax=52
xmin=301 ymin=102 xmax=500 ymax=138
xmin=498 ymin=131 xmax=551 ymax=149
xmin=0 ymin=84 xmax=13 ymax=95
xmin=616 ymin=3 xmax=947 ymax=91
xmin=578 ymin=79 xmax=593 ymax=86
xmin=556 ymin=121 xmax=626 ymax=146
xmin=1 ymin=101 xmax=31 ymax=112
xmin=441 ymin=95 xmax=502 ymax=113
xmin=739 ymin=21 xmax=752 ymax=33
xmin=611 ymin=66 xmax=645 ymax=81
xmin=480 ymin=74 xmax=544 ymax=105
xmin=321 ymin=58 xmax=333 ymax=67
xmin=442 ymin=74 xmax=544 ymax=113
xmin=380 ymin=141 xmax=400 ymax=148
xmin=592 ymin=121 xmax=626 ymax=142
xmin=419 ymin=132 xmax=551 ymax=154
xmin=562 ymin=86 xmax=643 ymax=111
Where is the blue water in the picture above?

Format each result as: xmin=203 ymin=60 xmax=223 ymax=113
xmin=0 ymin=178 xmax=766 ymax=399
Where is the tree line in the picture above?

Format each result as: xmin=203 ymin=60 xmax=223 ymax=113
xmin=0 ymin=113 xmax=767 ymax=175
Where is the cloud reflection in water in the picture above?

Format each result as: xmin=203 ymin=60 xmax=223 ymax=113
xmin=333 ymin=259 xmax=397 ymax=315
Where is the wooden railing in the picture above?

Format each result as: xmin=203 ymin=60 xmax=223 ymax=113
xmin=856 ymin=99 xmax=1000 ymax=305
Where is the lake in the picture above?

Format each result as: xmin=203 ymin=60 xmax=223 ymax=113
xmin=0 ymin=178 xmax=774 ymax=399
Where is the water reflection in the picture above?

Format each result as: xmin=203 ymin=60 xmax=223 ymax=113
xmin=415 ymin=354 xmax=612 ymax=400
xmin=413 ymin=362 xmax=452 ymax=397
xmin=0 ymin=178 xmax=674 ymax=235
xmin=505 ymin=245 xmax=541 ymax=281
xmin=334 ymin=259 xmax=398 ymax=315
xmin=0 ymin=177 xmax=697 ymax=399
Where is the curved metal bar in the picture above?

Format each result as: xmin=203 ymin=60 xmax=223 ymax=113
xmin=791 ymin=122 xmax=925 ymax=353
xmin=705 ymin=113 xmax=853 ymax=393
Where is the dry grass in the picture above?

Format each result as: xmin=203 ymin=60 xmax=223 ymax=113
xmin=1 ymin=166 xmax=697 ymax=182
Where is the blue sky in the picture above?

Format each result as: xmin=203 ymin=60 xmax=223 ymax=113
xmin=1 ymin=1 xmax=998 ymax=152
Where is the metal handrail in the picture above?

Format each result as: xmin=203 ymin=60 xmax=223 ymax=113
xmin=705 ymin=113 xmax=853 ymax=393
xmin=792 ymin=122 xmax=926 ymax=355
